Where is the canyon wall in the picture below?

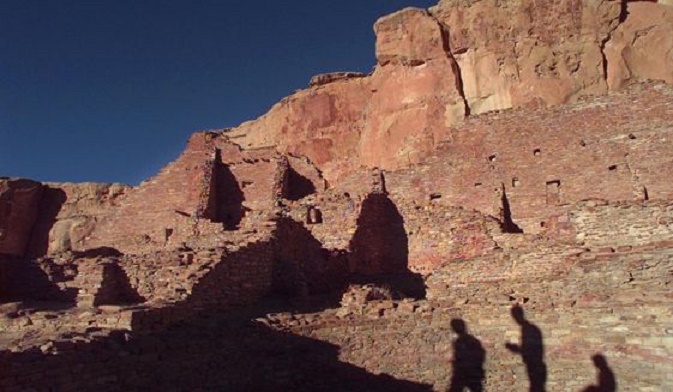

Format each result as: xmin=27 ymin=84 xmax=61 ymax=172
xmin=226 ymin=1 xmax=673 ymax=184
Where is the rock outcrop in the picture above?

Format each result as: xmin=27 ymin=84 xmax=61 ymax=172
xmin=605 ymin=2 xmax=673 ymax=90
xmin=0 ymin=179 xmax=129 ymax=258
xmin=28 ymin=182 xmax=129 ymax=257
xmin=227 ymin=1 xmax=673 ymax=184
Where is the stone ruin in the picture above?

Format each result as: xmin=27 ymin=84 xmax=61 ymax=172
xmin=1 ymin=1 xmax=673 ymax=390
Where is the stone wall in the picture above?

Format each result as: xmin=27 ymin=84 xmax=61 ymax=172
xmin=84 ymin=132 xmax=324 ymax=255
xmin=571 ymin=199 xmax=673 ymax=248
xmin=280 ymin=299 xmax=672 ymax=391
xmin=1 ymin=242 xmax=670 ymax=391
xmin=378 ymin=83 xmax=673 ymax=236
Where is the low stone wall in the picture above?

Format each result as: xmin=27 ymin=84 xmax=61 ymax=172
xmin=280 ymin=300 xmax=672 ymax=391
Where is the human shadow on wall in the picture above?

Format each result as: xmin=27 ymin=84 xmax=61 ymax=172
xmin=581 ymin=354 xmax=616 ymax=392
xmin=348 ymin=192 xmax=426 ymax=299
xmin=447 ymin=318 xmax=486 ymax=392
xmin=505 ymin=305 xmax=547 ymax=392
xmin=0 ymin=308 xmax=433 ymax=391
xmin=27 ymin=186 xmax=67 ymax=258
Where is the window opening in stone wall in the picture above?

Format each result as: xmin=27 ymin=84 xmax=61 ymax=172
xmin=546 ymin=180 xmax=561 ymax=205
xmin=164 ymin=228 xmax=173 ymax=244
xmin=429 ymin=193 xmax=442 ymax=200
xmin=628 ymin=133 xmax=636 ymax=140
xmin=488 ymin=154 xmax=497 ymax=162
xmin=642 ymin=186 xmax=649 ymax=201
xmin=306 ymin=206 xmax=322 ymax=224
xmin=512 ymin=177 xmax=520 ymax=187
xmin=533 ymin=148 xmax=541 ymax=156
xmin=285 ymin=166 xmax=317 ymax=201
xmin=474 ymin=182 xmax=482 ymax=187
xmin=608 ymin=165 xmax=618 ymax=171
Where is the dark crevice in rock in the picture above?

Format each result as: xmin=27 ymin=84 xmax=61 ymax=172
xmin=600 ymin=0 xmax=630 ymax=83
xmin=432 ymin=14 xmax=472 ymax=117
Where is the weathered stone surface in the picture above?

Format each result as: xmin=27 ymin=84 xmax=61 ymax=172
xmin=363 ymin=9 xmax=466 ymax=169
xmin=430 ymin=0 xmax=622 ymax=113
xmin=227 ymin=0 xmax=673 ymax=183
xmin=605 ymin=2 xmax=673 ymax=90
xmin=28 ymin=182 xmax=129 ymax=256
xmin=309 ymin=72 xmax=366 ymax=87
xmin=374 ymin=8 xmax=449 ymax=66
xmin=0 ymin=178 xmax=43 ymax=257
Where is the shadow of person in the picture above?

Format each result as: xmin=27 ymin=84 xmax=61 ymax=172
xmin=505 ymin=305 xmax=547 ymax=392
xmin=448 ymin=318 xmax=486 ymax=392
xmin=582 ymin=354 xmax=616 ymax=392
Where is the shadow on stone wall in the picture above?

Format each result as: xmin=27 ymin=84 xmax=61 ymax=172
xmin=207 ymin=156 xmax=246 ymax=230
xmin=505 ymin=305 xmax=547 ymax=392
xmin=349 ymin=192 xmax=426 ymax=298
xmin=0 ymin=257 xmax=74 ymax=305
xmin=581 ymin=354 xmax=617 ymax=392
xmin=273 ymin=217 xmax=349 ymax=299
xmin=0 ymin=309 xmax=433 ymax=391
xmin=27 ymin=187 xmax=66 ymax=258
xmin=72 ymin=246 xmax=123 ymax=259
xmin=285 ymin=166 xmax=317 ymax=201
xmin=448 ymin=318 xmax=486 ymax=392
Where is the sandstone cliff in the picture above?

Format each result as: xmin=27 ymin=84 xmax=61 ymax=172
xmin=227 ymin=0 xmax=673 ymax=183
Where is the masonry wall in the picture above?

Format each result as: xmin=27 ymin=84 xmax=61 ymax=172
xmin=2 ymin=245 xmax=668 ymax=391
xmin=571 ymin=199 xmax=673 ymax=248
xmin=285 ymin=181 xmax=504 ymax=274
xmin=84 ymin=133 xmax=218 ymax=253
xmin=377 ymin=83 xmax=673 ymax=236
xmin=283 ymin=300 xmax=672 ymax=391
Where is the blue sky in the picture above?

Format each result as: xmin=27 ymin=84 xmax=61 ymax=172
xmin=1 ymin=0 xmax=437 ymax=185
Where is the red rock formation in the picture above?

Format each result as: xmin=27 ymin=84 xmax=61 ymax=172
xmin=227 ymin=1 xmax=673 ymax=184
xmin=28 ymin=182 xmax=129 ymax=257
xmin=605 ymin=2 xmax=673 ymax=90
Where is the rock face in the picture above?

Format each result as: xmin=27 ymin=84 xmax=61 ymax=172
xmin=27 ymin=183 xmax=129 ymax=257
xmin=229 ymin=7 xmax=466 ymax=182
xmin=0 ymin=179 xmax=43 ymax=257
xmin=0 ymin=179 xmax=129 ymax=258
xmin=605 ymin=2 xmax=673 ymax=90
xmin=430 ymin=0 xmax=622 ymax=113
xmin=227 ymin=1 xmax=673 ymax=184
